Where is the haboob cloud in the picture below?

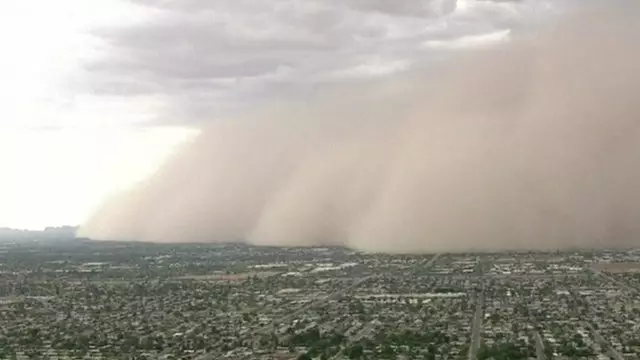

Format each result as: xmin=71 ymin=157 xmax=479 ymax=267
xmin=80 ymin=6 xmax=640 ymax=252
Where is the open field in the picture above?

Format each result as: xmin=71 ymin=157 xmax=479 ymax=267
xmin=174 ymin=271 xmax=280 ymax=281
xmin=593 ymin=262 xmax=640 ymax=273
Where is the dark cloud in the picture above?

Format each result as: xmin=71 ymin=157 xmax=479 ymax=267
xmin=82 ymin=0 xmax=568 ymax=123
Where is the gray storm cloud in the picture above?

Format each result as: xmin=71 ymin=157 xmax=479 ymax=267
xmin=80 ymin=5 xmax=640 ymax=252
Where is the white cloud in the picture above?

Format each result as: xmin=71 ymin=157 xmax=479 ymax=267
xmin=0 ymin=127 xmax=197 ymax=229
xmin=328 ymin=58 xmax=412 ymax=78
xmin=423 ymin=29 xmax=512 ymax=49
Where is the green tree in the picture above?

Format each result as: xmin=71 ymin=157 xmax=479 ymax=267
xmin=345 ymin=344 xmax=364 ymax=359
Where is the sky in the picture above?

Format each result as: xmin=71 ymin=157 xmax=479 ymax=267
xmin=0 ymin=0 xmax=573 ymax=230
xmin=0 ymin=0 xmax=195 ymax=229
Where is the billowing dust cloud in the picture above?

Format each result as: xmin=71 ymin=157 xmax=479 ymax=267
xmin=80 ymin=6 xmax=640 ymax=252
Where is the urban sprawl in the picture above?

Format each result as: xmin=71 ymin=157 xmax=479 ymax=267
xmin=1 ymin=238 xmax=640 ymax=359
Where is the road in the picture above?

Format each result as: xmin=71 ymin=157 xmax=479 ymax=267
xmin=197 ymin=275 xmax=375 ymax=359
xmin=585 ymin=322 xmax=624 ymax=360
xmin=426 ymin=253 xmax=442 ymax=268
xmin=590 ymin=267 xmax=639 ymax=294
xmin=352 ymin=321 xmax=374 ymax=341
xmin=254 ymin=274 xmax=373 ymax=336
xmin=255 ymin=254 xmax=447 ymax=338
xmin=587 ymin=268 xmax=635 ymax=360
xmin=534 ymin=331 xmax=546 ymax=360
xmin=467 ymin=286 xmax=484 ymax=360
xmin=200 ymin=254 xmax=445 ymax=359
xmin=423 ymin=273 xmax=587 ymax=280
xmin=569 ymin=284 xmax=624 ymax=360
xmin=467 ymin=256 xmax=488 ymax=360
